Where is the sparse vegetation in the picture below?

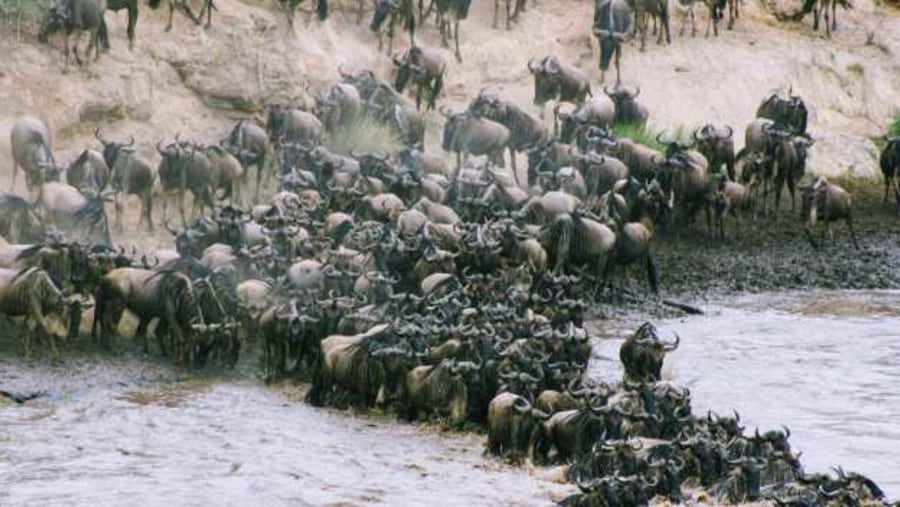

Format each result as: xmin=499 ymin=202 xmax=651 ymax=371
xmin=325 ymin=114 xmax=403 ymax=157
xmin=611 ymin=122 xmax=692 ymax=150
xmin=847 ymin=62 xmax=865 ymax=77
xmin=0 ymin=0 xmax=52 ymax=36
xmin=890 ymin=115 xmax=900 ymax=137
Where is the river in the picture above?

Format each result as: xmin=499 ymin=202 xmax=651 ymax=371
xmin=1 ymin=291 xmax=898 ymax=504
xmin=594 ymin=290 xmax=900 ymax=498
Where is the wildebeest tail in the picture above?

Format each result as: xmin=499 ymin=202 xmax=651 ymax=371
xmin=317 ymin=0 xmax=329 ymax=21
xmin=148 ymin=0 xmax=162 ymax=9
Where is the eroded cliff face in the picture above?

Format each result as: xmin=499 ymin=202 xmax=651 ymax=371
xmin=1 ymin=0 xmax=899 ymax=185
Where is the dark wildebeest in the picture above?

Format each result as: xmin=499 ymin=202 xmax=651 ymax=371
xmin=370 ymin=0 xmax=416 ymax=55
xmin=692 ymin=124 xmax=735 ymax=180
xmin=619 ymin=322 xmax=679 ymax=382
xmin=435 ymin=0 xmax=471 ymax=63
xmin=879 ymin=136 xmax=900 ymax=215
xmin=631 ymin=0 xmax=670 ymax=50
xmin=151 ymin=0 xmax=216 ymax=31
xmin=95 ymin=129 xmax=155 ymax=231
xmin=603 ymin=84 xmax=648 ymax=126
xmin=9 ymin=117 xmax=55 ymax=196
xmin=493 ymin=0 xmax=526 ymax=29
xmin=277 ymin=0 xmax=329 ymax=28
xmin=392 ymin=45 xmax=446 ymax=111
xmin=38 ymin=0 xmax=106 ymax=71
xmin=796 ymin=0 xmax=849 ymax=38
xmin=756 ymin=91 xmax=808 ymax=135
xmin=528 ymin=56 xmax=592 ymax=119
xmin=593 ymin=0 xmax=635 ymax=85
xmin=763 ymin=123 xmax=814 ymax=215
xmin=800 ymin=176 xmax=859 ymax=250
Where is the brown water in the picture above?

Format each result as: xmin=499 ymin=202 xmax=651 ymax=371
xmin=594 ymin=290 xmax=900 ymax=499
xmin=2 ymin=291 xmax=897 ymax=505
xmin=0 ymin=368 xmax=569 ymax=506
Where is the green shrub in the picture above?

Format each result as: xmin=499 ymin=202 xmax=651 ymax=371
xmin=889 ymin=115 xmax=900 ymax=138
xmin=611 ymin=123 xmax=693 ymax=151
xmin=325 ymin=114 xmax=403 ymax=157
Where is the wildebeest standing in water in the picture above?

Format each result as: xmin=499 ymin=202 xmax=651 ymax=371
xmin=38 ymin=0 xmax=106 ymax=71
xmin=9 ymin=117 xmax=55 ymax=196
xmin=592 ymin=0 xmax=634 ymax=85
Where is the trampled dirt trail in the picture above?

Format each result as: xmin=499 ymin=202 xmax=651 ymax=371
xmin=0 ymin=0 xmax=899 ymax=249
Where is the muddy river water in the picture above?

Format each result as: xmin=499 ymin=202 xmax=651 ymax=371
xmin=1 ymin=291 xmax=898 ymax=505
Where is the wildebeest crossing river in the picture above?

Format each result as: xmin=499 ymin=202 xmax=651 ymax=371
xmin=1 ymin=290 xmax=898 ymax=504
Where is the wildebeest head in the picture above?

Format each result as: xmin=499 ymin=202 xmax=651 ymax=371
xmin=38 ymin=2 xmax=68 ymax=44
xmin=604 ymin=84 xmax=640 ymax=123
xmin=266 ymin=105 xmax=288 ymax=144
xmin=370 ymin=0 xmax=399 ymax=32
xmin=95 ymin=128 xmax=135 ymax=173
xmin=528 ymin=56 xmax=563 ymax=106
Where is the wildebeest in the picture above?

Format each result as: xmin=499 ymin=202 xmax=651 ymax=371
xmin=435 ymin=0 xmax=471 ymax=62
xmin=756 ymin=91 xmax=808 ymax=135
xmin=404 ymin=359 xmax=480 ymax=426
xmin=619 ymin=322 xmax=679 ymax=382
xmin=631 ymin=0 xmax=671 ymax=50
xmin=0 ymin=267 xmax=81 ymax=362
xmin=266 ymin=105 xmax=323 ymax=148
xmin=470 ymin=92 xmax=549 ymax=184
xmin=797 ymin=0 xmax=849 ymax=38
xmin=66 ymin=149 xmax=110 ymax=194
xmin=392 ymin=45 xmax=445 ymax=111
xmin=528 ymin=56 xmax=592 ymax=118
xmin=0 ymin=195 xmax=46 ymax=244
xmin=603 ymin=85 xmax=648 ymax=126
xmin=314 ymin=83 xmax=362 ymax=134
xmin=93 ymin=268 xmax=203 ymax=363
xmin=98 ymin=0 xmax=138 ymax=50
xmin=157 ymin=137 xmax=216 ymax=226
xmin=9 ymin=117 xmax=55 ymax=195
xmin=39 ymin=182 xmax=113 ymax=246
xmin=494 ymin=0 xmax=526 ymax=29
xmin=277 ymin=0 xmax=329 ymax=28
xmin=555 ymin=97 xmax=616 ymax=148
xmin=95 ymin=130 xmax=155 ymax=231
xmin=222 ymin=120 xmax=270 ymax=201
xmin=38 ymin=0 xmax=106 ymax=70
xmin=151 ymin=0 xmax=216 ymax=31
xmin=440 ymin=107 xmax=510 ymax=175
xmin=764 ymin=123 xmax=814 ymax=214
xmin=800 ymin=176 xmax=859 ymax=250
xmin=592 ymin=0 xmax=635 ymax=84
xmin=370 ymin=0 xmax=416 ymax=55
xmin=692 ymin=124 xmax=735 ymax=180
xmin=880 ymin=136 xmax=900 ymax=215
xmin=487 ymin=392 xmax=547 ymax=459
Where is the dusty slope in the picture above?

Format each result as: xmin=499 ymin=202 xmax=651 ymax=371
xmin=1 ymin=0 xmax=899 ymax=212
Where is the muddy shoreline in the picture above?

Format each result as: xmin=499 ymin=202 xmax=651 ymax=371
xmin=609 ymin=177 xmax=900 ymax=304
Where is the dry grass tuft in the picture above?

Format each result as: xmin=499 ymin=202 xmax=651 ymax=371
xmin=324 ymin=115 xmax=403 ymax=157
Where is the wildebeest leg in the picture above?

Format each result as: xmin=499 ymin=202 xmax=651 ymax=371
xmin=454 ymin=18 xmax=462 ymax=63
xmin=787 ymin=177 xmax=797 ymax=211
xmin=138 ymin=190 xmax=153 ymax=232
xmin=831 ymin=0 xmax=836 ymax=32
xmin=387 ymin=14 xmax=396 ymax=55
xmin=166 ymin=0 xmax=175 ymax=31
xmin=204 ymin=0 xmax=214 ymax=28
xmin=115 ymin=193 xmax=124 ymax=232
xmin=493 ymin=0 xmax=499 ymax=28
xmin=646 ymin=254 xmax=660 ymax=296
xmin=506 ymin=0 xmax=512 ymax=29
xmin=824 ymin=1 xmax=830 ymax=37
xmin=614 ymin=45 xmax=622 ymax=86
xmin=27 ymin=290 xmax=59 ymax=363
xmin=126 ymin=3 xmax=137 ymax=50
xmin=179 ymin=190 xmax=188 ymax=226
xmin=846 ymin=216 xmax=860 ymax=250
xmin=135 ymin=318 xmax=150 ymax=353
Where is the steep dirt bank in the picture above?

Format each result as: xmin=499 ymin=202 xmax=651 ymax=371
xmin=2 ymin=0 xmax=900 ymax=182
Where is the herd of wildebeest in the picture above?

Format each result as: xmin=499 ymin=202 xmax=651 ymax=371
xmin=7 ymin=0 xmax=900 ymax=506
